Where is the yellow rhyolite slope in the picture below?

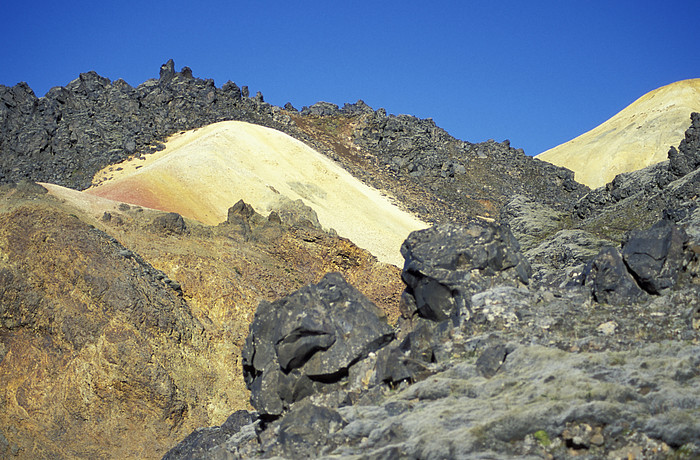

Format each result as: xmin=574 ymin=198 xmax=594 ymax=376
xmin=85 ymin=120 xmax=428 ymax=266
xmin=536 ymin=79 xmax=700 ymax=189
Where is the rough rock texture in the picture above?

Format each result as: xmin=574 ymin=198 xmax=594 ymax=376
xmin=241 ymin=273 xmax=394 ymax=417
xmin=291 ymin=108 xmax=589 ymax=225
xmin=582 ymin=246 xmax=648 ymax=305
xmin=3 ymin=63 xmax=700 ymax=459
xmin=0 ymin=60 xmax=293 ymax=190
xmin=621 ymin=219 xmax=689 ymax=295
xmin=163 ymin=115 xmax=700 ymax=457
xmin=400 ymin=222 xmax=531 ymax=322
xmin=574 ymin=113 xmax=700 ymax=242
xmin=0 ymin=183 xmax=403 ymax=459
xmin=0 ymin=194 xmax=212 ymax=458
xmin=165 ymin=212 xmax=700 ymax=459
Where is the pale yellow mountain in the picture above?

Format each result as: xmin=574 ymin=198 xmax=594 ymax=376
xmin=85 ymin=120 xmax=428 ymax=266
xmin=536 ymin=79 xmax=700 ymax=188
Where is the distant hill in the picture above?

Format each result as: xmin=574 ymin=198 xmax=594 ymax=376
xmin=84 ymin=120 xmax=427 ymax=266
xmin=536 ymin=78 xmax=700 ymax=188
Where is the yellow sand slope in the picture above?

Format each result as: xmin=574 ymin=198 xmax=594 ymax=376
xmin=84 ymin=120 xmax=427 ymax=266
xmin=536 ymin=79 xmax=700 ymax=188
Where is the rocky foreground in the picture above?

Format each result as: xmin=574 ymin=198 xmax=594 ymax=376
xmin=163 ymin=115 xmax=700 ymax=459
xmin=1 ymin=62 xmax=699 ymax=459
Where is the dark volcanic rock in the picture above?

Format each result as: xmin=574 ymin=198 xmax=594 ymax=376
xmin=668 ymin=112 xmax=700 ymax=178
xmin=622 ymin=219 xmax=689 ymax=294
xmin=583 ymin=246 xmax=646 ymax=305
xmin=575 ymin=113 xmax=700 ymax=235
xmin=266 ymin=400 xmax=347 ymax=458
xmin=0 ymin=60 xmax=293 ymax=190
xmin=241 ymin=272 xmax=394 ymax=417
xmin=400 ymin=221 xmax=531 ymax=322
xmin=1 ymin=60 xmax=590 ymax=236
xmin=374 ymin=318 xmax=451 ymax=385
xmin=227 ymin=199 xmax=255 ymax=221
xmin=152 ymin=212 xmax=188 ymax=235
xmin=162 ymin=410 xmax=258 ymax=460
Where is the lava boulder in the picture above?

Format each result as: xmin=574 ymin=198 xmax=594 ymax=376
xmin=622 ymin=219 xmax=688 ymax=295
xmin=583 ymin=246 xmax=646 ymax=305
xmin=400 ymin=222 xmax=531 ymax=322
xmin=241 ymin=273 xmax=394 ymax=417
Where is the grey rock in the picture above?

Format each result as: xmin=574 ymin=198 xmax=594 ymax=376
xmin=301 ymin=101 xmax=341 ymax=117
xmin=268 ymin=400 xmax=346 ymax=458
xmin=227 ymin=199 xmax=255 ymax=221
xmin=475 ymin=343 xmax=512 ymax=378
xmin=152 ymin=212 xmax=188 ymax=235
xmin=270 ymin=196 xmax=322 ymax=229
xmin=622 ymin=219 xmax=688 ymax=294
xmin=582 ymin=246 xmax=646 ymax=304
xmin=162 ymin=410 xmax=257 ymax=459
xmin=241 ymin=273 xmax=394 ymax=417
xmin=159 ymin=59 xmax=176 ymax=81
xmin=400 ymin=221 xmax=531 ymax=322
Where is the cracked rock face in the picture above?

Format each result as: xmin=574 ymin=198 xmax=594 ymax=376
xmin=241 ymin=272 xmax=395 ymax=417
xmin=400 ymin=221 xmax=531 ymax=322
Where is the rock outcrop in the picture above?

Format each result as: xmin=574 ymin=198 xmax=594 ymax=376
xmin=1 ymin=60 xmax=588 ymax=228
xmin=165 ymin=213 xmax=700 ymax=458
xmin=163 ymin=115 xmax=700 ymax=457
xmin=399 ymin=222 xmax=530 ymax=323
xmin=3 ymin=63 xmax=700 ymax=459
xmin=0 ymin=183 xmax=404 ymax=459
xmin=241 ymin=273 xmax=394 ymax=418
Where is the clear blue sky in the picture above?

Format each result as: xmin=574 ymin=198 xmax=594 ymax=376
xmin=2 ymin=1 xmax=698 ymax=155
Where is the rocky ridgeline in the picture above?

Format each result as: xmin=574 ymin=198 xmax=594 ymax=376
xmin=574 ymin=113 xmax=700 ymax=232
xmin=0 ymin=60 xmax=293 ymax=189
xmin=165 ymin=213 xmax=700 ymax=458
xmin=291 ymin=99 xmax=589 ymax=222
xmin=1 ymin=60 xmax=587 ymax=223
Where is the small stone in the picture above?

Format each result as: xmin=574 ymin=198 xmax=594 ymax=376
xmin=597 ymin=320 xmax=618 ymax=336
xmin=590 ymin=432 xmax=604 ymax=446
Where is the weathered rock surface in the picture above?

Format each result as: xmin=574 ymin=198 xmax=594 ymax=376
xmin=165 ymin=214 xmax=700 ymax=459
xmin=574 ymin=113 xmax=700 ymax=241
xmin=583 ymin=246 xmax=648 ymax=305
xmin=400 ymin=221 xmax=531 ymax=322
xmin=1 ymin=60 xmax=588 ymax=230
xmin=241 ymin=272 xmax=394 ymax=417
xmin=4 ymin=63 xmax=700 ymax=459
xmin=622 ymin=219 xmax=689 ymax=295
xmin=0 ymin=183 xmax=403 ymax=459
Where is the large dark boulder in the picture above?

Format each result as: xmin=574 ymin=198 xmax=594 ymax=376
xmin=241 ymin=273 xmax=394 ymax=417
xmin=162 ymin=410 xmax=257 ymax=460
xmin=400 ymin=222 xmax=531 ymax=322
xmin=622 ymin=219 xmax=689 ymax=294
xmin=583 ymin=246 xmax=646 ymax=305
xmin=374 ymin=319 xmax=452 ymax=385
xmin=266 ymin=400 xmax=347 ymax=458
xmin=152 ymin=212 xmax=187 ymax=235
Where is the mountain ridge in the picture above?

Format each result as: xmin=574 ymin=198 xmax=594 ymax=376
xmin=1 ymin=61 xmax=700 ymax=459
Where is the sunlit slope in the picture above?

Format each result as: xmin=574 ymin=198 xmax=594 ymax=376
xmin=86 ymin=120 xmax=427 ymax=266
xmin=536 ymin=79 xmax=700 ymax=188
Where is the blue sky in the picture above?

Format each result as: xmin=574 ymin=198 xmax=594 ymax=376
xmin=2 ymin=1 xmax=698 ymax=155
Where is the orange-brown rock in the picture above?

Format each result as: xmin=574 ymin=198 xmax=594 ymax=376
xmin=0 ymin=183 xmax=402 ymax=459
